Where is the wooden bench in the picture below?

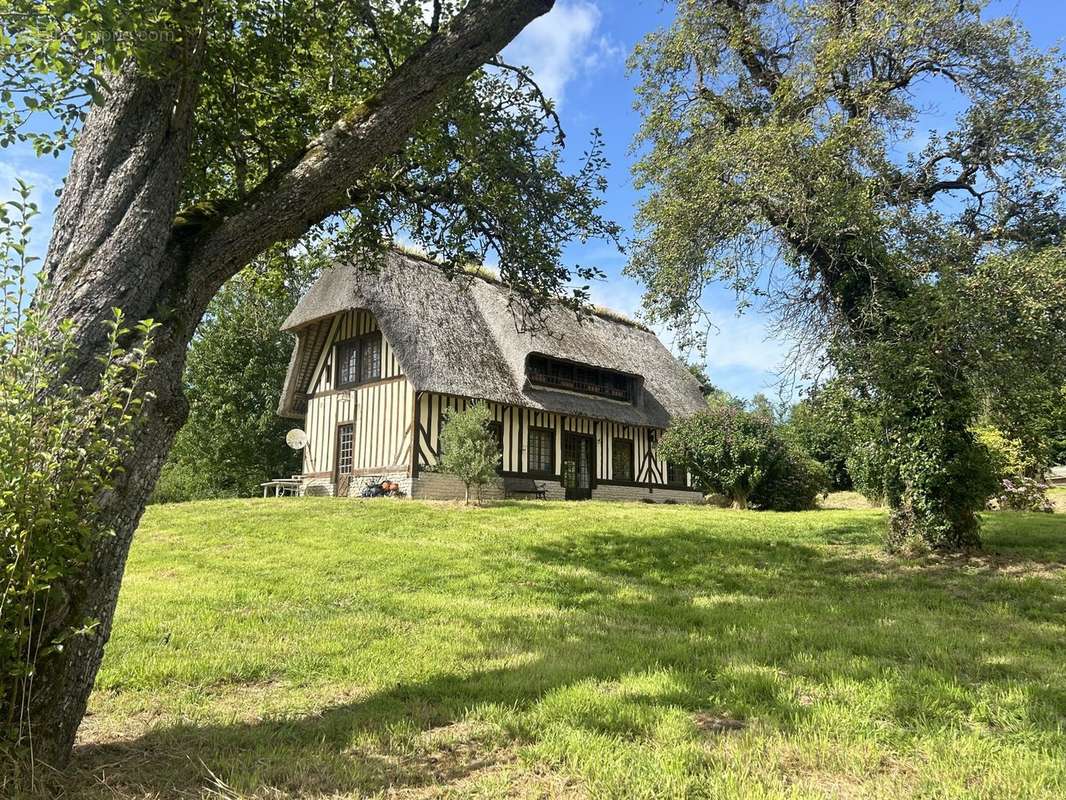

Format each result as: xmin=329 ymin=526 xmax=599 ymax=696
xmin=503 ymin=477 xmax=547 ymax=500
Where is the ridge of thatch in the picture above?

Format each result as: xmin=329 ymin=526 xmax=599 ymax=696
xmin=279 ymin=249 xmax=706 ymax=426
xmin=378 ymin=245 xmax=650 ymax=332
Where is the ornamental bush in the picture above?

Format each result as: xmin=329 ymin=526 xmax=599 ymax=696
xmin=974 ymin=425 xmax=1054 ymax=512
xmin=658 ymin=398 xmax=778 ymax=509
xmin=750 ymin=446 xmax=830 ymax=512
xmin=0 ymin=183 xmax=155 ymax=751
xmin=996 ymin=478 xmax=1054 ymax=513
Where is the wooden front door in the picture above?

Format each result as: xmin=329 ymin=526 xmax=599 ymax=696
xmin=561 ymin=432 xmax=595 ymax=500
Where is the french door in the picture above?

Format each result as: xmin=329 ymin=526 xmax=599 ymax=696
xmin=561 ymin=432 xmax=595 ymax=500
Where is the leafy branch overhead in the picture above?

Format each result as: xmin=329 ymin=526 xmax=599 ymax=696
xmin=3 ymin=0 xmax=618 ymax=316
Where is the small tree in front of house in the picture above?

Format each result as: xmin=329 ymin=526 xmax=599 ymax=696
xmin=659 ymin=398 xmax=778 ymax=509
xmin=438 ymin=403 xmax=501 ymax=505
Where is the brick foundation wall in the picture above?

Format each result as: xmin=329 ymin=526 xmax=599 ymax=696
xmin=346 ymin=472 xmax=413 ymax=498
xmin=409 ymin=472 xmax=700 ymax=503
xmin=303 ymin=471 xmax=702 ymax=504
xmin=299 ymin=472 xmax=413 ymax=498
xmin=409 ymin=471 xmax=506 ymax=501
xmin=300 ymin=477 xmax=335 ymax=497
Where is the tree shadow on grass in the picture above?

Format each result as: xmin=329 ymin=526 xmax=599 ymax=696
xmin=66 ymin=513 xmax=1066 ymax=798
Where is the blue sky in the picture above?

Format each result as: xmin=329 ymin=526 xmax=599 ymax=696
xmin=505 ymin=0 xmax=1065 ymax=401
xmin=4 ymin=0 xmax=1063 ymax=400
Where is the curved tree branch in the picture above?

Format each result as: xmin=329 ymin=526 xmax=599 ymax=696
xmin=184 ymin=0 xmax=555 ymax=295
xmin=489 ymin=57 xmax=565 ymax=144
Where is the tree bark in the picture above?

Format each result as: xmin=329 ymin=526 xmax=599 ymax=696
xmin=28 ymin=0 xmax=554 ymax=765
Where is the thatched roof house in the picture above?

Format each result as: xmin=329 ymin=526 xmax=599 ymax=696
xmin=279 ymin=248 xmax=706 ymax=502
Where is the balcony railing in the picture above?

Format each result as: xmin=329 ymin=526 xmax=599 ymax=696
xmin=528 ymin=368 xmax=633 ymax=402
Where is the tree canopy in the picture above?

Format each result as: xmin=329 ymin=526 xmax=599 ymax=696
xmin=153 ymin=250 xmax=319 ymax=502
xmin=4 ymin=0 xmax=617 ymax=325
xmin=629 ymin=0 xmax=1066 ymax=549
xmin=2 ymin=0 xmax=617 ymax=764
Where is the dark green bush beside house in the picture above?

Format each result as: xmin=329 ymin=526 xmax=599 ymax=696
xmin=750 ymin=448 xmax=830 ymax=512
xmin=658 ymin=400 xmax=778 ymax=509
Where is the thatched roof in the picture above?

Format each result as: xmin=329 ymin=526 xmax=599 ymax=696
xmin=279 ymin=249 xmax=706 ymax=427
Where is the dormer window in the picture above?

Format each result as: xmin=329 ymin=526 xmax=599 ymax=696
xmin=526 ymin=354 xmax=637 ymax=403
xmin=336 ymin=332 xmax=382 ymax=388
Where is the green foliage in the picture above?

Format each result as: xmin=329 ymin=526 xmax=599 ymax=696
xmin=628 ymin=0 xmax=1066 ymax=550
xmin=995 ymin=478 xmax=1055 ymax=514
xmin=846 ymin=440 xmax=889 ymax=506
xmin=0 ymin=1 xmax=195 ymax=154
xmin=4 ymin=0 xmax=618 ymax=312
xmin=663 ymin=391 xmax=829 ymax=511
xmin=965 ymin=251 xmax=1066 ymax=471
xmin=437 ymin=403 xmax=500 ymax=504
xmin=152 ymin=251 xmax=317 ymax=503
xmin=658 ymin=397 xmax=778 ymax=508
xmin=0 ymin=183 xmax=155 ymax=746
xmin=975 ymin=426 xmax=1054 ymax=513
xmin=784 ymin=380 xmax=877 ymax=491
xmin=975 ymin=426 xmax=1039 ymax=483
xmin=1050 ymin=385 xmax=1066 ymax=466
xmin=750 ymin=447 xmax=829 ymax=512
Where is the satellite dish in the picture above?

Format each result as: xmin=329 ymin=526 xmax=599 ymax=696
xmin=286 ymin=429 xmax=308 ymax=450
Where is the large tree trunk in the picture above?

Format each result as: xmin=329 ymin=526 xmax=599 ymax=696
xmin=882 ymin=362 xmax=984 ymax=552
xmin=29 ymin=56 xmax=210 ymax=766
xmin=26 ymin=0 xmax=555 ymax=765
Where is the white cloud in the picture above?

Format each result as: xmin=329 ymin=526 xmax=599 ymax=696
xmin=502 ymin=1 xmax=622 ymax=105
xmin=705 ymin=311 xmax=792 ymax=373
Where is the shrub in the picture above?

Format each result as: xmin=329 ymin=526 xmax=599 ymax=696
xmin=0 ymin=183 xmax=155 ymax=749
xmin=975 ymin=425 xmax=1053 ymax=512
xmin=658 ymin=398 xmax=778 ymax=509
xmin=150 ymin=460 xmax=223 ymax=504
xmin=437 ymin=402 xmax=501 ymax=504
xmin=750 ymin=447 xmax=830 ymax=511
xmin=846 ymin=439 xmax=889 ymax=505
xmin=975 ymin=425 xmax=1039 ymax=480
xmin=996 ymin=477 xmax=1054 ymax=513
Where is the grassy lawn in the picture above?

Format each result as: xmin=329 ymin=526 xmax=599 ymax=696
xmin=56 ymin=499 xmax=1066 ymax=799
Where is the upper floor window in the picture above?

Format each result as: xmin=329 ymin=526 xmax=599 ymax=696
xmin=526 ymin=354 xmax=636 ymax=402
xmin=336 ymin=333 xmax=382 ymax=388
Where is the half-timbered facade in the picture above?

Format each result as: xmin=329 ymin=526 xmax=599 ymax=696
xmin=278 ymin=249 xmax=707 ymax=502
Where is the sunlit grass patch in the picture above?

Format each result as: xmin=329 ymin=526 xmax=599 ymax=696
xmin=52 ymin=499 xmax=1066 ymax=798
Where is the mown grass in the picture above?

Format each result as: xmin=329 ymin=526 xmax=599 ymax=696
xmin=47 ymin=500 xmax=1066 ymax=798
